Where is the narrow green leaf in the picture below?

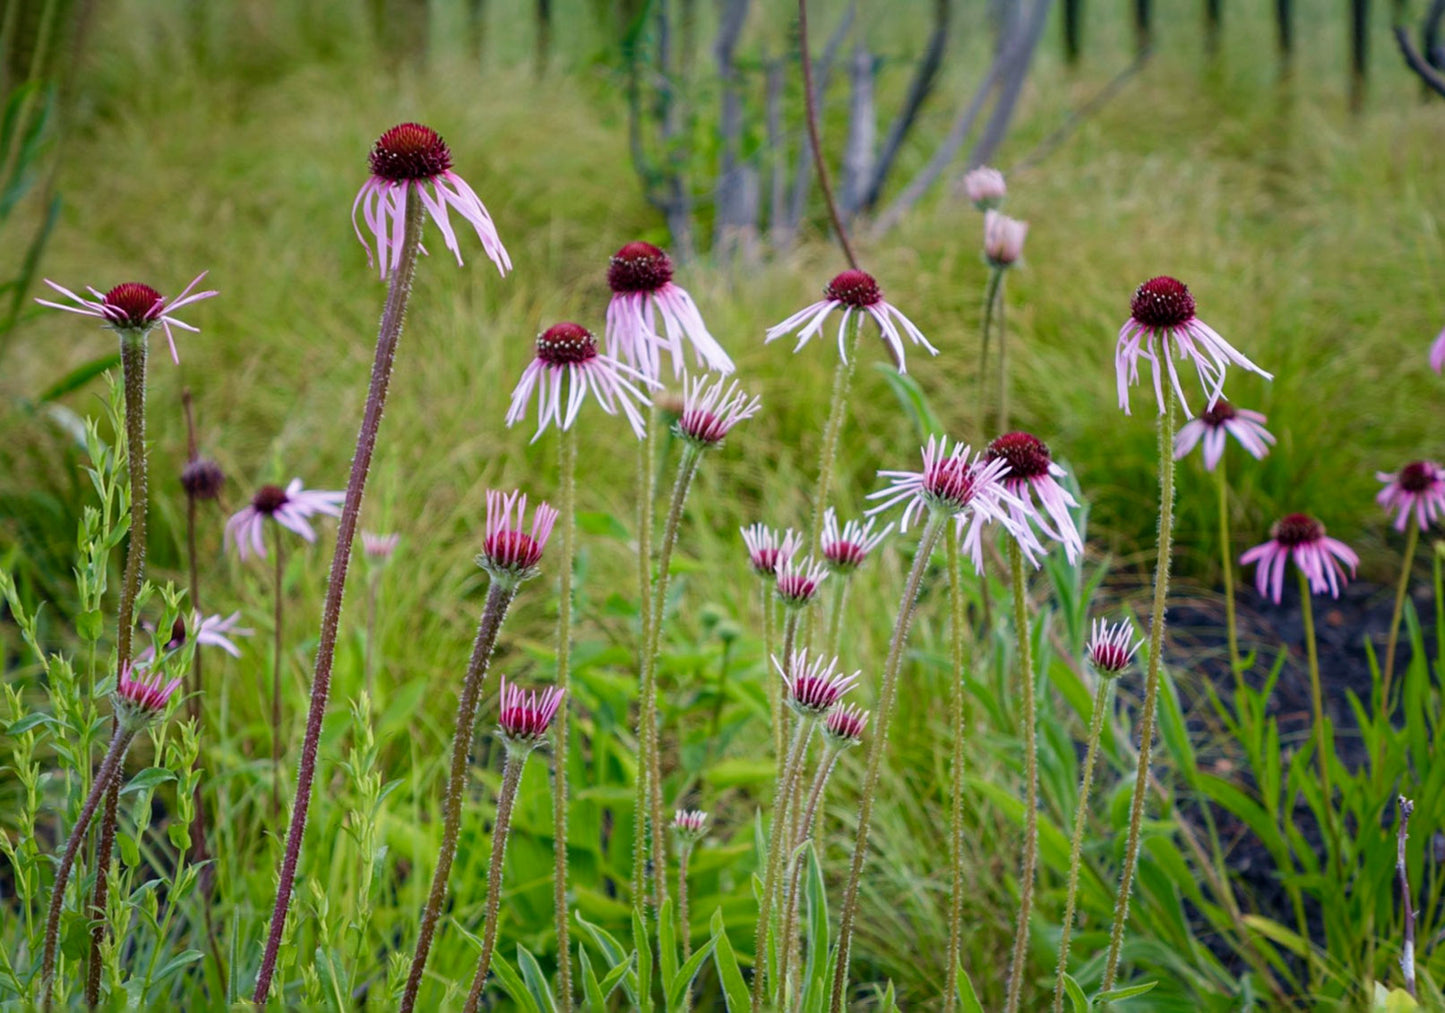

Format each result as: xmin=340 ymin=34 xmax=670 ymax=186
xmin=658 ymin=898 xmax=679 ymax=994
xmin=633 ymin=906 xmax=653 ymax=1013
xmin=710 ymin=908 xmax=751 ymax=1012
xmin=37 ymin=353 xmax=121 ymax=403
xmin=489 ymin=950 xmax=543 ymax=1013
xmin=665 ymin=933 xmax=718 ymax=1010
xmin=959 ymin=965 xmax=986 ymax=1013
xmin=1096 ymin=979 xmax=1159 ymax=1002
xmin=579 ymin=945 xmax=607 ymax=1011
xmin=1063 ymin=972 xmax=1088 ymax=1012
xmin=517 ymin=944 xmax=558 ymax=1013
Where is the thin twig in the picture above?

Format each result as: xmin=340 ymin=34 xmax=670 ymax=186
xmin=798 ymin=0 xmax=859 ymax=270
xmin=1395 ymin=25 xmax=1445 ymax=97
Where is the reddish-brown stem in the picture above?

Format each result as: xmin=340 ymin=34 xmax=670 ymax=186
xmin=798 ymin=0 xmax=859 ymax=270
xmin=463 ymin=750 xmax=528 ymax=1013
xmin=270 ymin=529 xmax=285 ymax=819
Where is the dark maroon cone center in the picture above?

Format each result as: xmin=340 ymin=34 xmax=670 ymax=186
xmin=927 ymin=458 xmax=977 ymax=505
xmin=164 ymin=616 xmax=188 ymax=652
xmin=1399 ymin=461 xmax=1436 ymax=493
xmin=1090 ymin=643 xmax=1131 ymax=673
xmin=252 ymin=484 xmax=289 ymax=515
xmin=608 ymin=241 xmax=674 ymax=294
xmin=181 ymin=458 xmax=225 ymax=500
xmin=1198 ymin=398 xmax=1238 ymax=427
xmin=1130 ymin=276 xmax=1196 ymax=329
xmin=486 ymin=530 xmax=543 ymax=569
xmin=1272 ymin=512 xmax=1324 ymax=548
xmin=826 ymin=710 xmax=866 ymax=741
xmin=369 ymin=122 xmax=452 ymax=182
xmin=792 ymin=675 xmax=840 ymax=708
xmin=986 ymin=431 xmax=1052 ymax=481
xmin=103 ymin=283 xmax=163 ymax=327
xmin=537 ymin=322 xmax=598 ymax=365
xmin=824 ymin=269 xmax=882 ymax=308
xmin=500 ymin=706 xmax=548 ymax=738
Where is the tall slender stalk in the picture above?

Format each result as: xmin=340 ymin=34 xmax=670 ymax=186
xmin=462 ymin=750 xmax=528 ymax=1013
xmin=780 ymin=743 xmax=841 ymax=1002
xmin=945 ymin=530 xmax=969 ymax=1013
xmin=1102 ymin=390 xmax=1178 ymax=991
xmin=1299 ymin=570 xmax=1338 ymax=861
xmin=808 ymin=318 xmax=862 ymax=565
xmin=271 ymin=530 xmax=285 ymax=819
xmin=1052 ymin=677 xmax=1111 ymax=1011
xmin=553 ymin=423 xmax=578 ymax=1011
xmin=995 ymin=273 xmax=1010 ymax=437
xmin=42 ymin=725 xmax=136 ymax=1009
xmin=824 ymin=576 xmax=849 ymax=660
xmin=1215 ymin=459 xmax=1242 ymax=676
xmin=752 ymin=719 xmax=812 ymax=1012
xmin=252 ymin=188 xmax=424 ymax=1004
xmin=1003 ymin=539 xmax=1038 ymax=1013
xmin=762 ymin=580 xmax=780 ymax=763
xmin=400 ymin=582 xmax=520 ymax=1013
xmin=1380 ymin=523 xmax=1420 ymax=733
xmin=976 ymin=267 xmax=1004 ymax=441
xmin=1398 ymin=796 xmax=1418 ymax=998
xmin=86 ymin=331 xmax=148 ymax=1004
xmin=797 ymin=0 xmax=859 ymax=272
xmin=678 ymin=840 xmax=695 ymax=963
xmin=830 ymin=515 xmax=945 ymax=1013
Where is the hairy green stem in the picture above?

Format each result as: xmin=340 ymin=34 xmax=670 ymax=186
xmin=945 ymin=530 xmax=969 ymax=1013
xmin=462 ymin=750 xmax=528 ymax=1013
xmin=1003 ymin=539 xmax=1038 ymax=1013
xmin=762 ymin=580 xmax=780 ymax=764
xmin=632 ymin=417 xmax=657 ymax=922
xmin=553 ymin=423 xmax=577 ymax=1011
xmin=1052 ymin=677 xmax=1111 ymax=1011
xmin=995 ymin=272 xmax=1010 ymax=437
xmin=808 ymin=318 xmax=862 ymax=565
xmin=401 ymin=581 xmax=520 ymax=1013
xmin=1216 ymin=459 xmax=1242 ymax=677
xmin=752 ymin=719 xmax=812 ymax=1011
xmin=1102 ymin=390 xmax=1178 ymax=990
xmin=1300 ymin=570 xmax=1339 ymax=862
xmin=781 ymin=743 xmax=841 ymax=1004
xmin=830 ymin=515 xmax=945 ymax=1013
xmin=1380 ymin=522 xmax=1420 ymax=739
xmin=679 ymin=842 xmax=695 ymax=962
xmin=824 ymin=576 xmax=849 ymax=661
xmin=252 ymin=187 xmax=424 ymax=1004
xmin=977 ymin=267 xmax=1004 ymax=442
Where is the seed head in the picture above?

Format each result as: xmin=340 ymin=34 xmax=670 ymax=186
xmin=368 ymin=123 xmax=453 ymax=182
xmin=1129 ymin=276 xmax=1196 ymax=330
xmin=986 ymin=432 xmax=1053 ymax=482
xmin=101 ymin=283 xmax=164 ymax=330
xmin=608 ymin=241 xmax=674 ymax=294
xmin=536 ymin=322 xmax=598 ymax=366
xmin=824 ymin=269 xmax=883 ymax=308
xmin=251 ymin=484 xmax=289 ymax=515
xmin=1271 ymin=512 xmax=1326 ymax=548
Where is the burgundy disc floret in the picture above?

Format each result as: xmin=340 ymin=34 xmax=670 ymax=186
xmin=741 ymin=524 xmax=802 ymax=579
xmin=497 ymin=677 xmax=566 ymax=752
xmin=1376 ymin=461 xmax=1445 ymax=532
xmin=986 ymin=432 xmax=1085 ymax=564
xmin=822 ymin=702 xmax=869 ymax=747
xmin=820 ymin=509 xmax=890 ymax=574
xmin=38 ymin=272 xmax=217 ymax=364
xmin=604 ymin=240 xmax=733 ymax=379
xmin=353 ymin=121 xmax=510 ymax=278
xmin=479 ymin=489 xmax=558 ymax=583
xmin=506 ymin=322 xmax=657 ymax=441
xmin=774 ymin=650 xmax=861 ymax=717
xmin=1173 ymin=397 xmax=1275 ymax=470
xmin=114 ymin=663 xmax=183 ymax=729
xmin=180 ymin=458 xmax=226 ymax=501
xmin=675 ymin=373 xmax=761 ymax=448
xmin=1116 ymin=276 xmax=1271 ymax=418
xmin=1240 ymin=513 xmax=1359 ymax=603
xmin=767 ymin=269 xmax=936 ymax=373
xmin=224 ymin=478 xmax=345 ymax=561
xmin=1086 ymin=619 xmax=1142 ymax=679
xmin=672 ymin=809 xmax=709 ymax=842
xmin=775 ymin=554 xmax=829 ymax=609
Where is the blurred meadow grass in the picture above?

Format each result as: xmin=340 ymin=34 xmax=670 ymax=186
xmin=2 ymin=0 xmax=1443 ymax=1007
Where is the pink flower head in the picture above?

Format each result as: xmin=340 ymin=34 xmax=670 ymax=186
xmin=505 ymin=322 xmax=657 ymax=442
xmin=352 ymin=122 xmax=510 ymax=279
xmin=480 ymin=489 xmax=558 ymax=583
xmin=985 ymin=432 xmax=1084 ymax=564
xmin=1431 ymin=327 xmax=1445 ymax=373
xmin=1116 ymin=276 xmax=1271 ymax=418
xmin=361 ymin=532 xmax=400 ymax=561
xmin=775 ymin=553 xmax=829 ymax=609
xmin=1376 ymin=461 xmax=1445 ymax=532
xmin=822 ymin=702 xmax=869 ymax=747
xmin=983 ymin=210 xmax=1028 ymax=268
xmin=673 ymin=809 xmax=709 ymax=841
xmin=137 ymin=610 xmax=253 ymax=666
xmin=1240 ymin=513 xmax=1359 ymax=604
xmin=37 ymin=273 xmax=217 ymax=364
xmin=963 ymin=166 xmax=1007 ymax=210
xmin=1172 ymin=398 xmax=1275 ymax=470
xmin=224 ymin=479 xmax=345 ymax=561
xmin=497 ymin=677 xmax=566 ymax=751
xmin=115 ymin=662 xmax=183 ymax=728
xmin=865 ymin=436 xmax=1036 ymax=572
xmin=741 ymin=524 xmax=803 ymax=579
xmin=605 ymin=241 xmax=734 ymax=379
xmin=766 ymin=269 xmax=937 ymax=374
xmin=773 ymin=650 xmax=861 ymax=717
xmin=821 ymin=508 xmax=891 ymax=574
xmin=1086 ymin=618 xmax=1142 ymax=678
xmin=675 ymin=372 xmax=761 ymax=449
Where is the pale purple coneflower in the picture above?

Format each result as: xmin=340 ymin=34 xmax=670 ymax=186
xmin=775 ymin=553 xmax=829 ymax=609
xmin=674 ymin=372 xmax=761 ymax=450
xmin=1116 ymin=276 xmax=1272 ymax=418
xmin=479 ymin=489 xmax=558 ymax=584
xmin=983 ymin=210 xmax=1028 ymax=268
xmin=766 ymin=269 xmax=938 ymax=374
xmin=605 ymin=241 xmax=733 ymax=378
xmin=822 ymin=702 xmax=868 ymax=747
xmin=361 ymin=532 xmax=401 ymax=561
xmin=741 ymin=524 xmax=803 ymax=579
xmin=497 ymin=678 xmax=566 ymax=753
xmin=865 ymin=436 xmax=1035 ymax=572
xmin=352 ymin=122 xmax=510 ymax=279
xmin=505 ymin=322 xmax=656 ymax=442
xmin=1086 ymin=618 xmax=1143 ymax=679
xmin=820 ymin=508 xmax=891 ymax=574
xmin=1376 ymin=461 xmax=1445 ymax=532
xmin=37 ymin=273 xmax=217 ymax=364
xmin=1172 ymin=397 xmax=1275 ymax=470
xmin=136 ymin=610 xmax=252 ymax=666
xmin=963 ymin=166 xmax=1007 ymax=210
xmin=1431 ymin=327 xmax=1445 ymax=373
xmin=1240 ymin=513 xmax=1359 ymax=604
xmin=673 ymin=809 xmax=709 ymax=841
xmin=774 ymin=649 xmax=861 ymax=716
xmin=224 ymin=479 xmax=345 ymax=561
xmin=986 ymin=431 xmax=1085 ymax=564
xmin=114 ymin=662 xmax=183 ymax=728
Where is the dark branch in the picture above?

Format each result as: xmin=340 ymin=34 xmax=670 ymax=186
xmin=1395 ymin=24 xmax=1445 ymax=98
xmin=797 ymin=0 xmax=859 ymax=268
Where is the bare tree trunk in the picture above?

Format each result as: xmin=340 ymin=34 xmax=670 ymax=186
xmin=861 ymin=0 xmax=951 ymax=213
xmin=839 ymin=41 xmax=875 ymax=218
xmin=767 ymin=57 xmax=790 ymax=243
xmin=1134 ymin=0 xmax=1151 ymax=53
xmin=656 ymin=0 xmax=694 ymax=258
xmin=534 ymin=0 xmax=552 ymax=76
xmin=968 ymin=0 xmax=1054 ymax=166
xmin=1063 ymin=0 xmax=1082 ymax=64
xmin=1205 ymin=0 xmax=1222 ymax=54
xmin=714 ymin=0 xmax=753 ymax=258
xmin=1276 ymin=0 xmax=1293 ymax=61
xmin=1349 ymin=0 xmax=1369 ymax=111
